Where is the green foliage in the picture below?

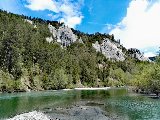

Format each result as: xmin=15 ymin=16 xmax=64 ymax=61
xmin=48 ymin=68 xmax=68 ymax=89
xmin=107 ymin=68 xmax=131 ymax=87
xmin=0 ymin=70 xmax=14 ymax=92
xmin=130 ymin=63 xmax=160 ymax=96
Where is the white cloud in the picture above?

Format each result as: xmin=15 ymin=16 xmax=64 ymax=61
xmin=60 ymin=16 xmax=83 ymax=28
xmin=110 ymin=0 xmax=160 ymax=50
xmin=144 ymin=52 xmax=156 ymax=57
xmin=58 ymin=0 xmax=84 ymax=28
xmin=48 ymin=13 xmax=60 ymax=20
xmin=25 ymin=0 xmax=84 ymax=28
xmin=25 ymin=0 xmax=59 ymax=12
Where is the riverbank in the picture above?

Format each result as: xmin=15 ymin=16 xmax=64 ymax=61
xmin=74 ymin=87 xmax=110 ymax=90
xmin=0 ymin=87 xmax=111 ymax=94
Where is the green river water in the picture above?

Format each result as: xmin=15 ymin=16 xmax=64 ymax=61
xmin=0 ymin=88 xmax=160 ymax=120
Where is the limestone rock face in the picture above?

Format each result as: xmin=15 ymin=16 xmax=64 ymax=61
xmin=46 ymin=36 xmax=53 ymax=43
xmin=24 ymin=19 xmax=33 ymax=24
xmin=47 ymin=24 xmax=149 ymax=62
xmin=57 ymin=25 xmax=78 ymax=47
xmin=128 ymin=48 xmax=149 ymax=61
xmin=48 ymin=24 xmax=78 ymax=47
xmin=48 ymin=24 xmax=57 ymax=38
xmin=93 ymin=38 xmax=125 ymax=61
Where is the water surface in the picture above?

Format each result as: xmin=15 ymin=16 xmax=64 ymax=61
xmin=0 ymin=88 xmax=160 ymax=120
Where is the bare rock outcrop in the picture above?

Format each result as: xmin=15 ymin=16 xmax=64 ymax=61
xmin=93 ymin=38 xmax=125 ymax=61
xmin=128 ymin=48 xmax=150 ymax=61
xmin=48 ymin=24 xmax=78 ymax=47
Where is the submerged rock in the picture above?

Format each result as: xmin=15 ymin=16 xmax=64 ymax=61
xmin=45 ymin=105 xmax=110 ymax=120
xmin=7 ymin=106 xmax=110 ymax=120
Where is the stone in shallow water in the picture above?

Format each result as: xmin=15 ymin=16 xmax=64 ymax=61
xmin=46 ymin=106 xmax=110 ymax=120
xmin=7 ymin=111 xmax=50 ymax=120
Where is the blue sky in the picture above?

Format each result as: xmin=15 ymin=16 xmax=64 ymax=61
xmin=77 ymin=0 xmax=130 ymax=33
xmin=0 ymin=0 xmax=159 ymax=56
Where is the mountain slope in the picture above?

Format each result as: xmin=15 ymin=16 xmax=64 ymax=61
xmin=0 ymin=10 xmax=150 ymax=92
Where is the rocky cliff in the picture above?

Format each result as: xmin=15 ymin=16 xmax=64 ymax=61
xmin=92 ymin=39 xmax=125 ymax=61
xmin=48 ymin=24 xmax=78 ymax=47
xmin=47 ymin=22 xmax=126 ymax=61
xmin=128 ymin=48 xmax=150 ymax=61
xmin=46 ymin=21 xmax=149 ymax=62
xmin=47 ymin=23 xmax=151 ymax=62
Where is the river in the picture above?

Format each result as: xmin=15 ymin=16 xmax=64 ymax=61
xmin=0 ymin=88 xmax=160 ymax=120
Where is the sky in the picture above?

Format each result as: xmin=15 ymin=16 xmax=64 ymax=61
xmin=0 ymin=0 xmax=159 ymax=57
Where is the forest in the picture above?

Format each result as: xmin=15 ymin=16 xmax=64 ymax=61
xmin=0 ymin=9 xmax=160 ymax=96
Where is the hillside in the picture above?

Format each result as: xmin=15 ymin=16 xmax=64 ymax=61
xmin=0 ymin=10 xmax=159 ymax=95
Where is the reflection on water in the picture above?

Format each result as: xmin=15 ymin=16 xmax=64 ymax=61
xmin=0 ymin=90 xmax=76 ymax=119
xmin=0 ymin=88 xmax=160 ymax=120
